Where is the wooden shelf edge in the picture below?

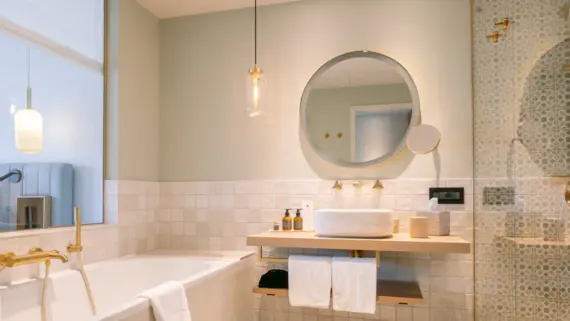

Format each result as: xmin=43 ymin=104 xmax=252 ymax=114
xmin=247 ymin=232 xmax=471 ymax=254
xmin=253 ymin=280 xmax=423 ymax=305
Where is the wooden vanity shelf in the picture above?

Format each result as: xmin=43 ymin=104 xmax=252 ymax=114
xmin=247 ymin=231 xmax=470 ymax=305
xmin=253 ymin=280 xmax=423 ymax=305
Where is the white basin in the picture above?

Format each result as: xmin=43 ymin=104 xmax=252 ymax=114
xmin=314 ymin=209 xmax=393 ymax=238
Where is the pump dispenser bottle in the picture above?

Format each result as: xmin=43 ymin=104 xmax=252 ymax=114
xmin=294 ymin=209 xmax=303 ymax=231
xmin=282 ymin=209 xmax=293 ymax=231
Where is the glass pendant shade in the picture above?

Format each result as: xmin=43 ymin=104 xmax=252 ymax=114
xmin=14 ymin=107 xmax=43 ymax=154
xmin=247 ymin=66 xmax=265 ymax=117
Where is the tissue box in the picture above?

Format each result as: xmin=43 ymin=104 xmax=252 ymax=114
xmin=415 ymin=211 xmax=450 ymax=236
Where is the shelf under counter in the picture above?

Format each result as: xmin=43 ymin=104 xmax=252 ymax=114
xmin=246 ymin=231 xmax=471 ymax=254
xmin=253 ymin=279 xmax=424 ymax=305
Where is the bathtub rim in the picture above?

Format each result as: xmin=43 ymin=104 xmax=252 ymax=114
xmin=96 ymin=250 xmax=254 ymax=321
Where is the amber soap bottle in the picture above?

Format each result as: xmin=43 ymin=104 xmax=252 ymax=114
xmin=282 ymin=209 xmax=293 ymax=231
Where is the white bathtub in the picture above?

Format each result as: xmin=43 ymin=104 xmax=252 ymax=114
xmin=0 ymin=250 xmax=255 ymax=321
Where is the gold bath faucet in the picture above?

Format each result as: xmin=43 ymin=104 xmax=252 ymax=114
xmin=0 ymin=248 xmax=68 ymax=268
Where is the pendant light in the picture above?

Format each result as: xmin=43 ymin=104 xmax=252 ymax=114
xmin=247 ymin=0 xmax=265 ymax=117
xmin=14 ymin=48 xmax=43 ymax=154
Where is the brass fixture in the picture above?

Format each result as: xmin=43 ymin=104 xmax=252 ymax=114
xmin=337 ymin=132 xmax=343 ymax=138
xmin=349 ymin=250 xmax=364 ymax=258
xmin=67 ymin=207 xmax=97 ymax=316
xmin=352 ymin=180 xmax=363 ymax=189
xmin=564 ymin=181 xmax=570 ymax=205
xmin=67 ymin=207 xmax=83 ymax=253
xmin=324 ymin=132 xmax=330 ymax=139
xmin=0 ymin=248 xmax=68 ymax=321
xmin=0 ymin=248 xmax=68 ymax=267
xmin=373 ymin=180 xmax=384 ymax=190
xmin=494 ymin=17 xmax=510 ymax=30
xmin=486 ymin=31 xmax=502 ymax=43
xmin=332 ymin=180 xmax=343 ymax=190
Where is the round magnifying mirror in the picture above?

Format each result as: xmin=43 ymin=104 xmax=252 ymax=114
xmin=406 ymin=124 xmax=441 ymax=154
xmin=300 ymin=51 xmax=420 ymax=167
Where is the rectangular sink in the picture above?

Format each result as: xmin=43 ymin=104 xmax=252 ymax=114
xmin=314 ymin=209 xmax=393 ymax=238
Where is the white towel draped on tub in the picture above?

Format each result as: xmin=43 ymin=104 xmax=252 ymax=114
xmin=137 ymin=281 xmax=192 ymax=321
xmin=332 ymin=257 xmax=377 ymax=314
xmin=288 ymin=255 xmax=332 ymax=309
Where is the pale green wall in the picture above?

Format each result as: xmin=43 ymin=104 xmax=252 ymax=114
xmin=159 ymin=0 xmax=472 ymax=181
xmin=106 ymin=0 xmax=160 ymax=181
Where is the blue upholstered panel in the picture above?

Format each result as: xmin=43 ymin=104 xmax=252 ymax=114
xmin=0 ymin=163 xmax=74 ymax=230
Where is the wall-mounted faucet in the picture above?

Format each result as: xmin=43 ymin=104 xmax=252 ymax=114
xmin=0 ymin=248 xmax=68 ymax=267
xmin=0 ymin=247 xmax=68 ymax=321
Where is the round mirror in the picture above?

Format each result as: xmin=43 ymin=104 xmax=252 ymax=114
xmin=300 ymin=51 xmax=420 ymax=167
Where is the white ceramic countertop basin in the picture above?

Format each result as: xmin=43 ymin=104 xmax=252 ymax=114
xmin=314 ymin=209 xmax=393 ymax=238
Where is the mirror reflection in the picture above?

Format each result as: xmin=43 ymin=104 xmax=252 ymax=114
xmin=302 ymin=51 xmax=419 ymax=166
xmin=517 ymin=38 xmax=570 ymax=176
xmin=0 ymin=1 xmax=105 ymax=231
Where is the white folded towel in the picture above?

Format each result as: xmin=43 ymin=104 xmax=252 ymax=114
xmin=137 ymin=281 xmax=192 ymax=321
xmin=288 ymin=255 xmax=332 ymax=309
xmin=332 ymin=257 xmax=377 ymax=314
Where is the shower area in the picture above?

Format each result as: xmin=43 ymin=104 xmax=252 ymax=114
xmin=473 ymin=0 xmax=570 ymax=320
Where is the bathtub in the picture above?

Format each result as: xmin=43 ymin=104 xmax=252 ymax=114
xmin=0 ymin=250 xmax=255 ymax=321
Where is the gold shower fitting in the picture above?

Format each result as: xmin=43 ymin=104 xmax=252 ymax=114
xmin=67 ymin=207 xmax=83 ymax=253
xmin=494 ymin=17 xmax=510 ymax=30
xmin=486 ymin=31 xmax=502 ymax=43
xmin=67 ymin=207 xmax=97 ymax=316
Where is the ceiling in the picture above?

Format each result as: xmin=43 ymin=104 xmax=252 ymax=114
xmin=311 ymin=57 xmax=407 ymax=89
xmin=136 ymin=0 xmax=301 ymax=19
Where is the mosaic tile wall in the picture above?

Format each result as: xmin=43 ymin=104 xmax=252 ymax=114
xmin=473 ymin=0 xmax=570 ymax=320
xmin=158 ymin=179 xmax=474 ymax=321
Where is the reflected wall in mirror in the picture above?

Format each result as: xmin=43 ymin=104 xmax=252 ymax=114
xmin=301 ymin=51 xmax=420 ymax=167
xmin=517 ymin=38 xmax=570 ymax=176
xmin=0 ymin=0 xmax=105 ymax=231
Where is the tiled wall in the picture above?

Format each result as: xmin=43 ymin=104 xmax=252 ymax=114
xmin=473 ymin=0 xmax=570 ymax=320
xmin=158 ymin=178 xmax=474 ymax=321
xmin=0 ymin=180 xmax=158 ymax=285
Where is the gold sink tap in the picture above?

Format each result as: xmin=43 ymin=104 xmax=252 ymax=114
xmin=0 ymin=248 xmax=68 ymax=268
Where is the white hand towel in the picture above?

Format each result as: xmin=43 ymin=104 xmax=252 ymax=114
xmin=332 ymin=257 xmax=377 ymax=314
xmin=137 ymin=281 xmax=192 ymax=321
xmin=288 ymin=255 xmax=332 ymax=308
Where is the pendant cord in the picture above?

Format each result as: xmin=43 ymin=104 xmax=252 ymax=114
xmin=254 ymin=0 xmax=257 ymax=65
xmin=27 ymin=47 xmax=31 ymax=88
xmin=26 ymin=47 xmax=32 ymax=110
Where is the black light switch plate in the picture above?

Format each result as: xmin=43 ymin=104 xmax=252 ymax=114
xmin=428 ymin=187 xmax=465 ymax=204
